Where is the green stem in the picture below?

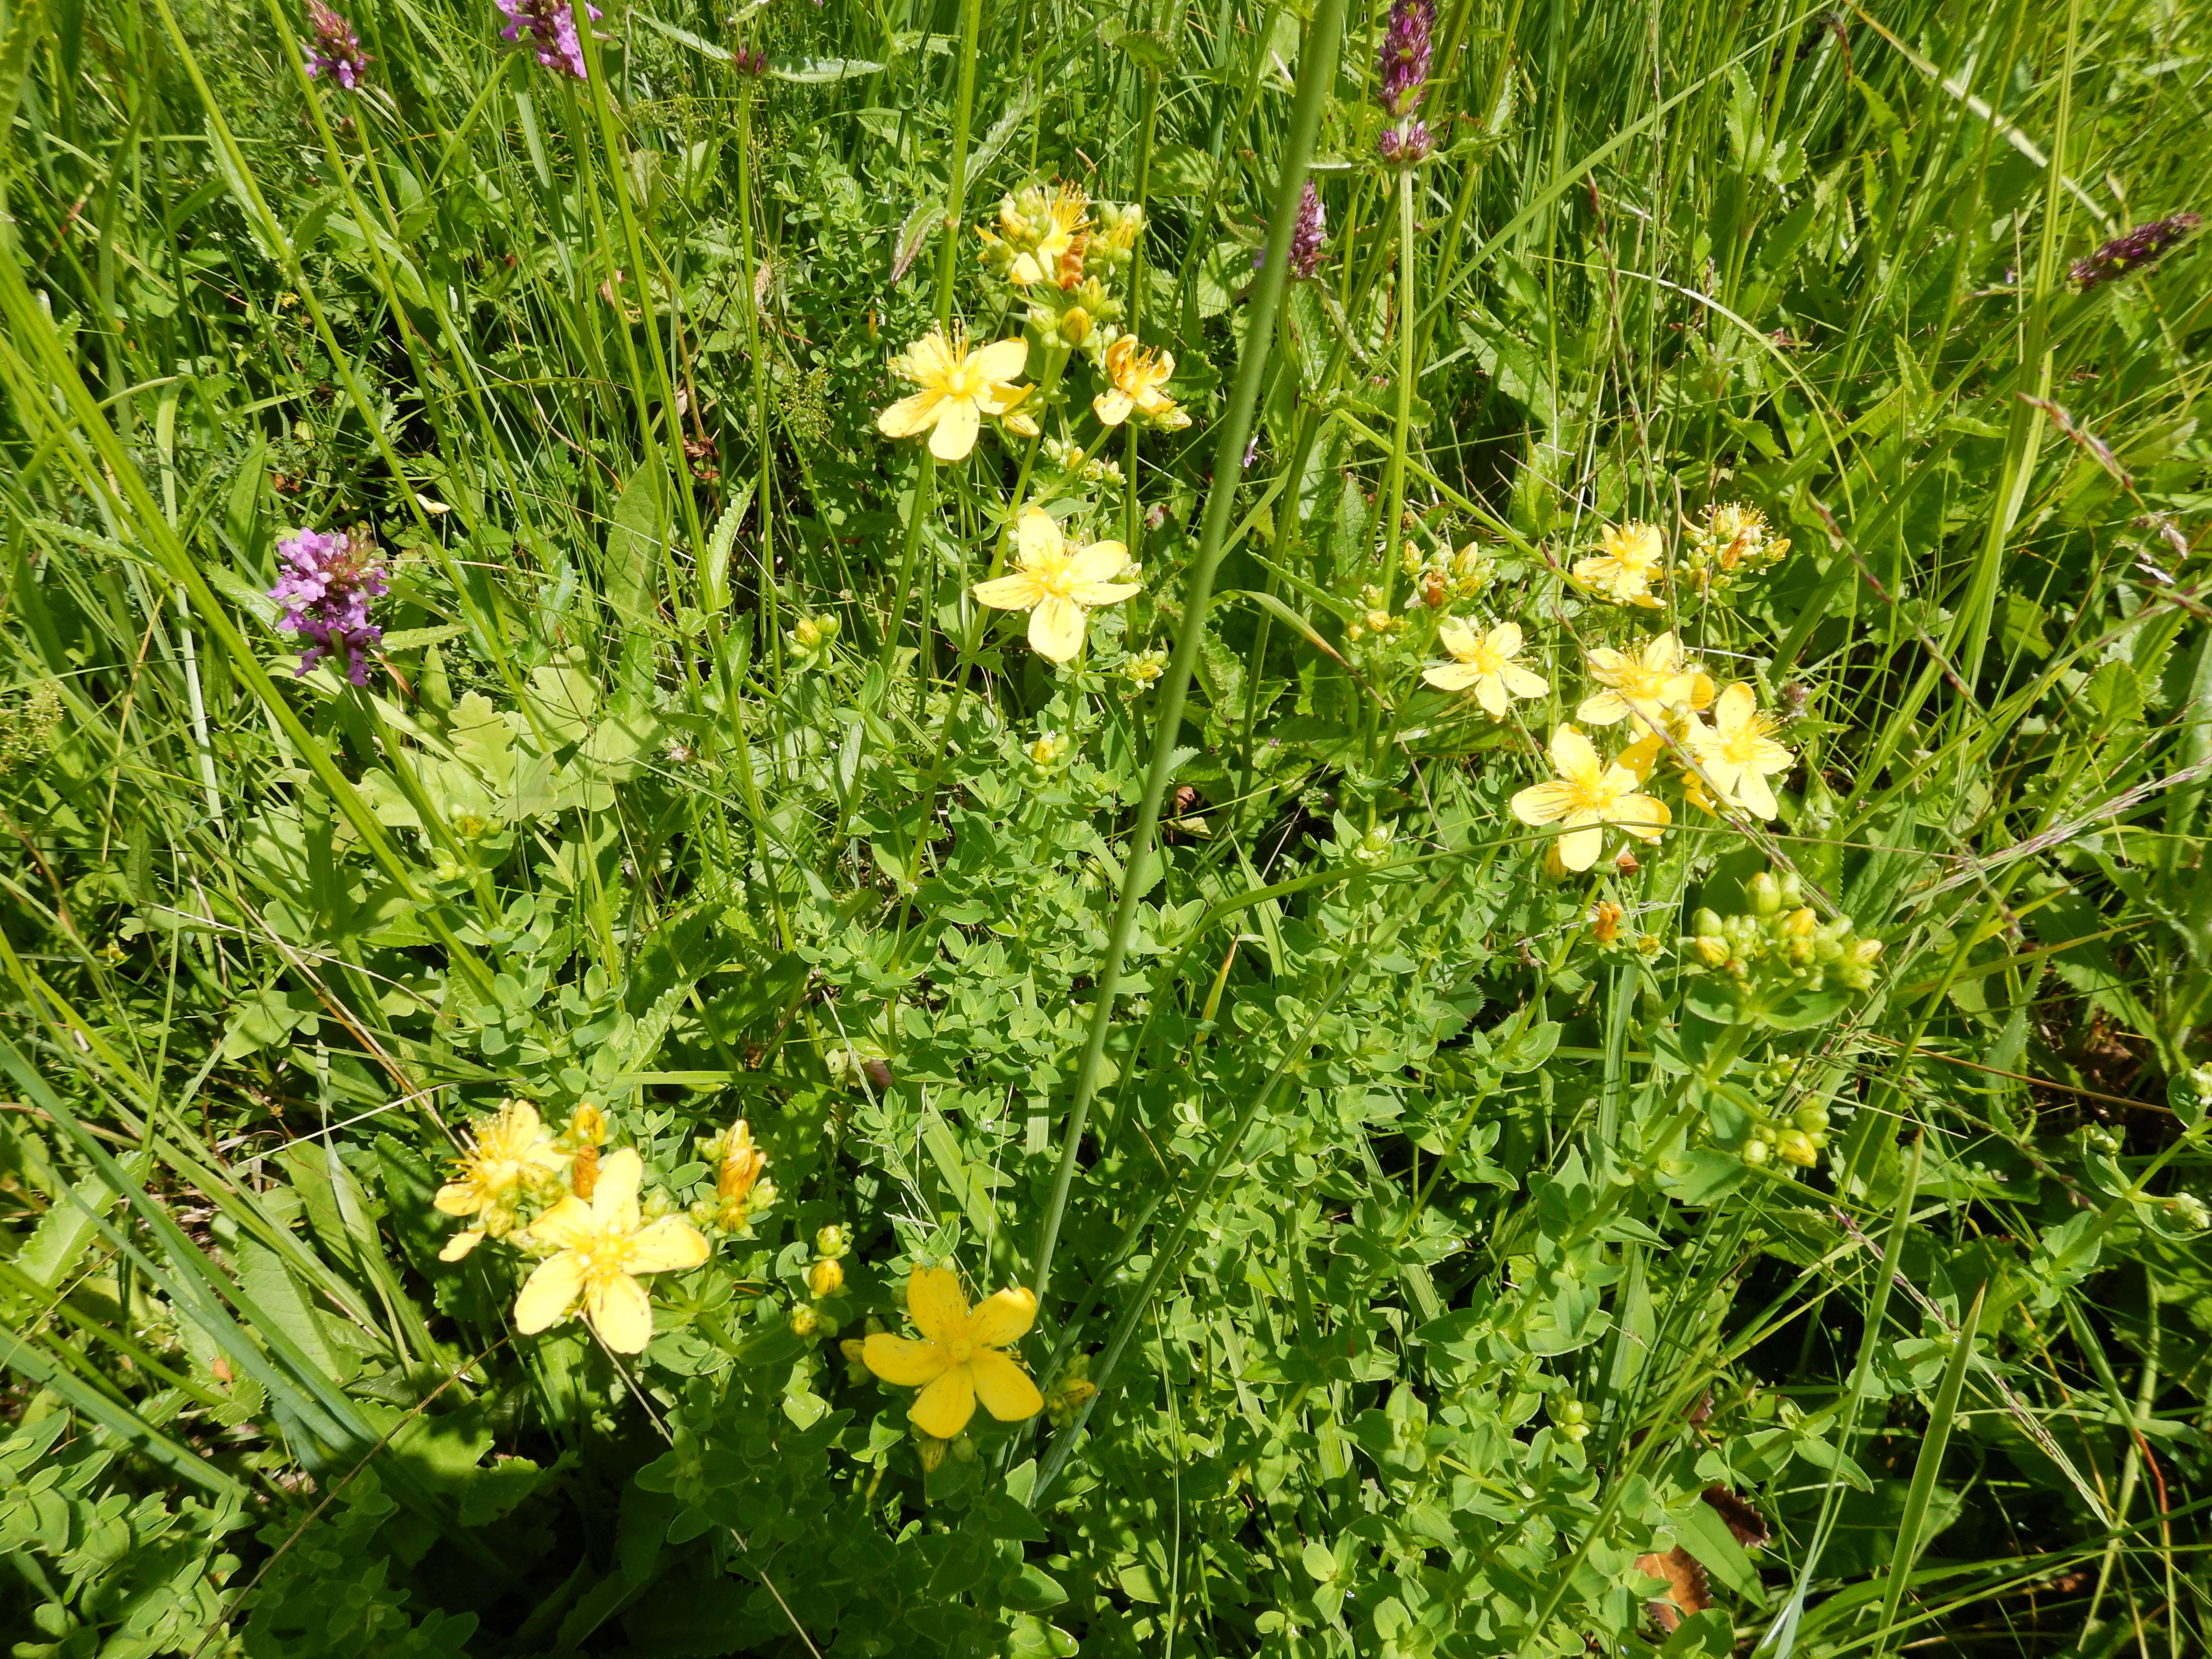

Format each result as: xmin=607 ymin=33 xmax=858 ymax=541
xmin=1029 ymin=0 xmax=1348 ymax=1304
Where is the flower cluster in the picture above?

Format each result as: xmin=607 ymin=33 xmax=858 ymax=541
xmin=688 ymin=1117 xmax=776 ymax=1235
xmin=434 ymin=1102 xmax=710 ymax=1356
xmin=495 ymin=0 xmax=599 ymax=81
xmin=1686 ymin=871 xmax=1884 ymax=1001
xmin=2069 ymin=212 xmax=2200 ymax=292
xmin=1375 ymin=0 xmax=1435 ymax=163
xmin=1683 ymin=502 xmax=1790 ymax=594
xmin=303 ymin=0 xmax=370 ymax=88
xmin=1735 ymin=1084 xmax=1835 ymax=1170
xmin=1257 ymin=180 xmax=1328 ymax=278
xmin=1573 ymin=521 xmax=1667 ymax=607
xmin=789 ymin=1225 xmax=850 ymax=1337
xmin=269 ymin=526 xmax=388 ymax=685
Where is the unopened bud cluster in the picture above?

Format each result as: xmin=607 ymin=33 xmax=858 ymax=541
xmin=792 ymin=1222 xmax=850 ymax=1335
xmin=791 ymin=613 xmax=841 ymax=659
xmin=1044 ymin=1353 xmax=1099 ymax=1427
xmin=1685 ymin=871 xmax=1882 ymax=998
xmin=687 ymin=1118 xmax=776 ymax=1236
xmin=977 ymin=185 xmax=1146 ymax=364
xmin=1682 ymin=502 xmax=1790 ymax=595
xmin=1739 ymin=1094 xmax=1833 ymax=1170
xmin=1402 ymin=541 xmax=1493 ymax=609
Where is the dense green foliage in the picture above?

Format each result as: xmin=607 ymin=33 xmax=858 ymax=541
xmin=2 ymin=0 xmax=2210 ymax=1652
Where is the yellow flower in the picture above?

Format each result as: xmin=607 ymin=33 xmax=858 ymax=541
xmin=972 ymin=506 xmax=1139 ymax=663
xmin=1575 ymin=631 xmax=1708 ymax=731
xmin=1010 ymin=183 xmax=1091 ymax=287
xmin=1422 ymin=620 xmax=1548 ymax=717
xmin=512 ymin=1148 xmax=709 ymax=1353
xmin=877 ymin=328 xmax=1034 ymax=461
xmin=1688 ymin=682 xmax=1795 ymax=819
xmin=862 ymin=1266 xmax=1045 ymax=1439
xmin=1094 ymin=334 xmax=1190 ymax=430
xmin=1510 ymin=723 xmax=1671 ymax=872
xmin=434 ymin=1100 xmax=567 ymax=1261
xmin=1573 ymin=521 xmax=1667 ymax=607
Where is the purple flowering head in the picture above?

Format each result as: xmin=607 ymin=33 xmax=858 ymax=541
xmin=1252 ymin=180 xmax=1327 ymax=278
xmin=304 ymin=0 xmax=370 ymax=89
xmin=2070 ymin=212 xmax=2200 ymax=291
xmin=1377 ymin=0 xmax=1434 ymax=119
xmin=496 ymin=0 xmax=601 ymax=80
xmin=1377 ymin=119 xmax=1433 ymax=167
xmin=269 ymin=528 xmax=388 ymax=686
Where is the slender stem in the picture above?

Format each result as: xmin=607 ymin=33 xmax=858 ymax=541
xmin=735 ymin=85 xmax=781 ymax=683
xmin=1029 ymin=0 xmax=1349 ymax=1304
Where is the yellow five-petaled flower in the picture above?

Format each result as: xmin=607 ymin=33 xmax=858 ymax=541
xmin=863 ymin=1266 xmax=1045 ymax=1439
xmin=1094 ymin=335 xmax=1190 ymax=430
xmin=1422 ymin=620 xmax=1548 ymax=718
xmin=1689 ymin=682 xmax=1795 ymax=819
xmin=512 ymin=1148 xmax=709 ymax=1354
xmin=1573 ymin=522 xmax=1667 ymax=607
xmin=1576 ymin=631 xmax=1709 ymax=732
xmin=1511 ymin=723 xmax=1671 ymax=872
xmin=972 ymin=506 xmax=1139 ymax=662
xmin=878 ymin=328 xmax=1036 ymax=461
xmin=434 ymin=1099 xmax=567 ymax=1261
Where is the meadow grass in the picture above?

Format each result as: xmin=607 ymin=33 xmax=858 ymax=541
xmin=1 ymin=0 xmax=2209 ymax=1652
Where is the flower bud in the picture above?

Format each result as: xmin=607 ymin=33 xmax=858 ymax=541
xmin=950 ymin=1433 xmax=978 ymax=1463
xmin=806 ymin=1258 xmax=845 ymax=1298
xmin=1742 ymin=1138 xmax=1771 ymax=1166
xmin=789 ymin=1304 xmax=820 ymax=1337
xmin=816 ymin=1223 xmax=850 ymax=1258
xmin=1692 ymin=909 xmax=1723 ymax=937
xmin=2164 ymin=1193 xmax=2211 ymax=1233
xmin=1748 ymin=873 xmax=1782 ymax=915
xmin=1778 ymin=1130 xmax=1819 ymax=1167
xmin=1783 ymin=906 xmax=1818 ymax=939
xmin=1793 ymin=1102 xmax=1830 ymax=1133
xmin=794 ymin=616 xmax=822 ymax=650
xmin=1058 ymin=305 xmax=1092 ymax=345
xmin=916 ymin=1431 xmax=948 ymax=1472
xmin=1694 ymin=935 xmax=1730 ymax=968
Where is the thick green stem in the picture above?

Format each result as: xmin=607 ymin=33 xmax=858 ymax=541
xmin=1029 ymin=0 xmax=1349 ymax=1304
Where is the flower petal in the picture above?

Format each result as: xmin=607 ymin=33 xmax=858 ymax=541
xmin=585 ymin=1272 xmax=655 ymax=1353
xmin=1575 ymin=692 xmax=1630 ymax=726
xmin=433 ymin=1182 xmax=483 ymax=1218
xmin=927 ymin=397 xmax=980 ymax=461
xmin=865 ymin=1333 xmax=952 ymax=1387
xmin=1511 ymin=781 xmax=1576 ymax=827
xmin=904 ymin=331 xmax=954 ymax=383
xmin=1607 ymin=789 xmax=1672 ymax=841
xmin=907 ymin=1267 xmax=971 ymax=1345
xmin=1028 ymin=595 xmax=1087 ymax=662
xmin=1436 ymin=621 xmax=1477 ymax=661
xmin=528 ymin=1195 xmax=598 ymax=1250
xmin=1068 ymin=579 xmax=1139 ymax=607
xmin=974 ymin=337 xmax=1029 ymax=383
xmin=1068 ymin=540 xmax=1130 ymax=585
xmin=1423 ymin=662 xmax=1481 ymax=692
xmin=1736 ymin=769 xmax=1779 ymax=820
xmin=968 ymin=1286 xmax=1039 ymax=1346
xmin=625 ymin=1216 xmax=709 ymax=1275
xmin=973 ymin=573 xmax=1046 ymax=612
xmin=514 ymin=1251 xmax=587 ymax=1334
xmin=1503 ymin=664 xmax=1549 ymax=699
xmin=1549 ymin=723 xmax=1601 ymax=782
xmin=593 ymin=1147 xmax=643 ymax=1233
xmin=1715 ymin=681 xmax=1756 ymax=733
xmin=1016 ymin=506 xmax=1062 ymax=567
xmin=1487 ymin=621 xmax=1524 ymax=658
xmin=878 ymin=390 xmax=940 ymax=439
xmin=1093 ymin=390 xmax=1133 ymax=427
xmin=911 ymin=1363 xmax=978 ymax=1438
xmin=1475 ymin=674 xmax=1509 ymax=720
xmin=1557 ymin=816 xmax=1605 ymax=871
xmin=439 ymin=1228 xmax=485 ymax=1262
xmin=969 ymin=1349 xmax=1045 ymax=1423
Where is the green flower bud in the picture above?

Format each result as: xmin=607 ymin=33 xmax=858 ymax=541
xmin=1748 ymin=873 xmax=1782 ymax=915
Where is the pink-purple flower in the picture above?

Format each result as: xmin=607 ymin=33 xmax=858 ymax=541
xmin=496 ymin=0 xmax=601 ymax=80
xmin=2070 ymin=212 xmax=2200 ymax=291
xmin=1377 ymin=120 xmax=1433 ymax=167
xmin=304 ymin=0 xmax=370 ymax=89
xmin=1377 ymin=0 xmax=1434 ymax=119
xmin=1254 ymin=180 xmax=1327 ymax=278
xmin=270 ymin=528 xmax=387 ymax=686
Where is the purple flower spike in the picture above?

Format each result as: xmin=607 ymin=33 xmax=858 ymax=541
xmin=496 ymin=0 xmax=601 ymax=80
xmin=1253 ymin=180 xmax=1327 ymax=278
xmin=304 ymin=0 xmax=371 ymax=89
xmin=270 ymin=527 xmax=388 ymax=686
xmin=1377 ymin=0 xmax=1434 ymax=119
xmin=2070 ymin=212 xmax=2200 ymax=292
